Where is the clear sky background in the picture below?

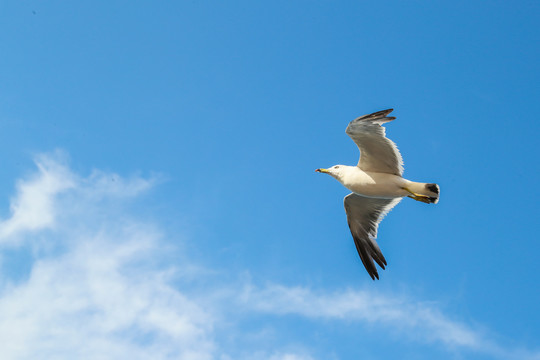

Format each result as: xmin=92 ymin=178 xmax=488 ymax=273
xmin=0 ymin=1 xmax=539 ymax=359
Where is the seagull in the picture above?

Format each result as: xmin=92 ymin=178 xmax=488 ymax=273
xmin=316 ymin=109 xmax=439 ymax=280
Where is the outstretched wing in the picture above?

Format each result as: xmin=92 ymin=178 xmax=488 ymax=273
xmin=345 ymin=109 xmax=404 ymax=176
xmin=344 ymin=193 xmax=401 ymax=280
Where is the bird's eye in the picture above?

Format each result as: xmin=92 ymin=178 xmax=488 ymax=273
xmin=334 ymin=166 xmax=340 ymax=169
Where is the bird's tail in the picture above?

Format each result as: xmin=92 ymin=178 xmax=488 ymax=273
xmin=406 ymin=182 xmax=440 ymax=204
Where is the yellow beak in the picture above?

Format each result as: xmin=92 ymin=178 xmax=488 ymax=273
xmin=315 ymin=168 xmax=329 ymax=173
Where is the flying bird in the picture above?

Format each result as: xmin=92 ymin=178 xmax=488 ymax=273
xmin=316 ymin=109 xmax=439 ymax=280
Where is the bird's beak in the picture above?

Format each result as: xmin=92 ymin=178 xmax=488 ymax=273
xmin=315 ymin=168 xmax=329 ymax=173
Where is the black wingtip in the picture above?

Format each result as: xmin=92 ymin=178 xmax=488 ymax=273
xmin=367 ymin=271 xmax=377 ymax=280
xmin=367 ymin=109 xmax=395 ymax=120
xmin=352 ymin=108 xmax=396 ymax=124
xmin=370 ymin=108 xmax=393 ymax=117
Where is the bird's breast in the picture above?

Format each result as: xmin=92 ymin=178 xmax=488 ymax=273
xmin=342 ymin=171 xmax=407 ymax=198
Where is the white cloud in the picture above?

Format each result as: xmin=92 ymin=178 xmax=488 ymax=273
xmin=0 ymin=232 xmax=215 ymax=360
xmin=0 ymin=153 xmax=214 ymax=360
xmin=240 ymin=285 xmax=481 ymax=345
xmin=240 ymin=284 xmax=481 ymax=347
xmin=235 ymin=284 xmax=539 ymax=360
xmin=0 ymin=152 xmax=537 ymax=360
xmin=268 ymin=353 xmax=316 ymax=360
xmin=0 ymin=152 xmax=75 ymax=242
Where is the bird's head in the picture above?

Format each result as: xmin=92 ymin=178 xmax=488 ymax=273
xmin=315 ymin=165 xmax=347 ymax=180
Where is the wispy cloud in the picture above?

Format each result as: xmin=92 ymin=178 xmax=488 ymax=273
xmin=238 ymin=285 xmax=506 ymax=357
xmin=0 ymin=152 xmax=75 ymax=242
xmin=0 ymin=152 xmax=537 ymax=360
xmin=0 ymin=152 xmax=214 ymax=360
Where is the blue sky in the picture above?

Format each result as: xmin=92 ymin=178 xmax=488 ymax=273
xmin=0 ymin=1 xmax=539 ymax=359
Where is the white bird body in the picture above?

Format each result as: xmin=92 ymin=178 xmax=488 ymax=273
xmin=316 ymin=108 xmax=440 ymax=280
xmin=330 ymin=165 xmax=410 ymax=199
